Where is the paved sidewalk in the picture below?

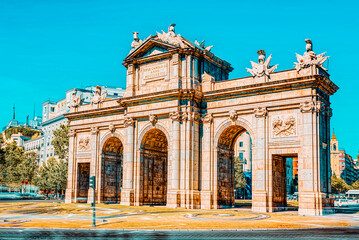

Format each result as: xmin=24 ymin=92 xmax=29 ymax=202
xmin=0 ymin=201 xmax=357 ymax=230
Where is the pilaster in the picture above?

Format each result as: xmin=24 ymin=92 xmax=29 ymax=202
xmin=167 ymin=111 xmax=181 ymax=207
xmin=65 ymin=129 xmax=76 ymax=203
xmin=121 ymin=116 xmax=135 ymax=206
xmin=87 ymin=126 xmax=98 ymax=204
xmin=252 ymin=107 xmax=268 ymax=213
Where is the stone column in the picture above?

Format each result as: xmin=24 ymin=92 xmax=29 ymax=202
xmin=121 ymin=116 xmax=135 ymax=206
xmin=65 ymin=129 xmax=76 ymax=203
xmin=87 ymin=126 xmax=98 ymax=204
xmin=167 ymin=111 xmax=181 ymax=207
xmin=200 ymin=113 xmax=213 ymax=209
xmin=252 ymin=107 xmax=268 ymax=213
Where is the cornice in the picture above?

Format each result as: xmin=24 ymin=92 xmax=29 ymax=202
xmin=204 ymin=74 xmax=338 ymax=102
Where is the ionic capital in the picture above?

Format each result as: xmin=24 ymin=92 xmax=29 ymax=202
xmin=68 ymin=129 xmax=76 ymax=137
xmin=254 ymin=107 xmax=267 ymax=118
xmin=124 ymin=115 xmax=135 ymax=127
xmin=169 ymin=111 xmax=182 ymax=122
xmin=90 ymin=126 xmax=99 ymax=135
xmin=202 ymin=113 xmax=213 ymax=123
xmin=300 ymin=101 xmax=315 ymax=113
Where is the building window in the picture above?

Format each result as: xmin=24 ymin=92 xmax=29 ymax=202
xmin=114 ymin=93 xmax=118 ymax=96
xmin=239 ymin=142 xmax=243 ymax=147
xmin=239 ymin=152 xmax=243 ymax=160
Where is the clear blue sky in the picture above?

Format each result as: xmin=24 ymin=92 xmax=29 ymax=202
xmin=0 ymin=0 xmax=358 ymax=157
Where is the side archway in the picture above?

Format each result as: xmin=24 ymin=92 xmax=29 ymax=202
xmin=101 ymin=136 xmax=123 ymax=203
xmin=139 ymin=128 xmax=168 ymax=205
xmin=214 ymin=119 xmax=255 ymax=207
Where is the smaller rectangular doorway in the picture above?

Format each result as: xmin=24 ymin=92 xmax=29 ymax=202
xmin=272 ymin=154 xmax=298 ymax=211
xmin=77 ymin=163 xmax=90 ymax=203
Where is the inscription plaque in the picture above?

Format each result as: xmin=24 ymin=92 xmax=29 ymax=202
xmin=142 ymin=63 xmax=167 ymax=80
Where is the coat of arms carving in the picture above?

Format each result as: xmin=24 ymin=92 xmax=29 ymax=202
xmin=272 ymin=115 xmax=296 ymax=137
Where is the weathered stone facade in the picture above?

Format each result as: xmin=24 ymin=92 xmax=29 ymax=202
xmin=65 ymin=25 xmax=338 ymax=215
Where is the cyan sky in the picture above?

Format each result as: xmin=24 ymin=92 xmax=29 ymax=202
xmin=0 ymin=0 xmax=358 ymax=156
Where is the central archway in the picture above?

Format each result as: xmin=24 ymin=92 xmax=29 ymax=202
xmin=217 ymin=125 xmax=251 ymax=207
xmin=140 ymin=129 xmax=168 ymax=205
xmin=101 ymin=137 xmax=123 ymax=203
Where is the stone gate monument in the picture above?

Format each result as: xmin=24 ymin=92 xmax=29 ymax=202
xmin=65 ymin=24 xmax=338 ymax=215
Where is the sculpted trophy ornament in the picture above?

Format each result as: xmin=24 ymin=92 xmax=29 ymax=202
xmin=157 ymin=23 xmax=185 ymax=48
xmin=70 ymin=90 xmax=82 ymax=109
xmin=129 ymin=32 xmax=151 ymax=53
xmin=194 ymin=39 xmax=214 ymax=52
xmin=294 ymin=39 xmax=329 ymax=72
xmin=90 ymin=86 xmax=107 ymax=106
xmin=247 ymin=50 xmax=278 ymax=77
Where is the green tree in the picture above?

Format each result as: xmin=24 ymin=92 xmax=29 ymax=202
xmin=33 ymin=157 xmax=68 ymax=195
xmin=351 ymin=180 xmax=359 ymax=190
xmin=331 ymin=175 xmax=350 ymax=193
xmin=1 ymin=142 xmax=23 ymax=186
xmin=0 ymin=142 xmax=38 ymax=187
xmin=51 ymin=123 xmax=69 ymax=160
xmin=17 ymin=152 xmax=37 ymax=184
xmin=234 ymin=156 xmax=247 ymax=190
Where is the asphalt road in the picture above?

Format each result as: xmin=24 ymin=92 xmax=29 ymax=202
xmin=0 ymin=228 xmax=358 ymax=240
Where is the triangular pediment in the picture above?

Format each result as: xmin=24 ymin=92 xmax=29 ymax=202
xmin=125 ymin=38 xmax=176 ymax=61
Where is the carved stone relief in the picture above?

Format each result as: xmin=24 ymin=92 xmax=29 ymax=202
xmin=272 ymin=115 xmax=297 ymax=137
xmin=78 ymin=137 xmax=90 ymax=151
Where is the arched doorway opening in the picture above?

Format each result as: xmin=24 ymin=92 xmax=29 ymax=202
xmin=217 ymin=125 xmax=252 ymax=208
xmin=140 ymin=129 xmax=168 ymax=205
xmin=101 ymin=137 xmax=123 ymax=203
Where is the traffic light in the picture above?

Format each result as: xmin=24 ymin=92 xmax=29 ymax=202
xmin=89 ymin=176 xmax=96 ymax=189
